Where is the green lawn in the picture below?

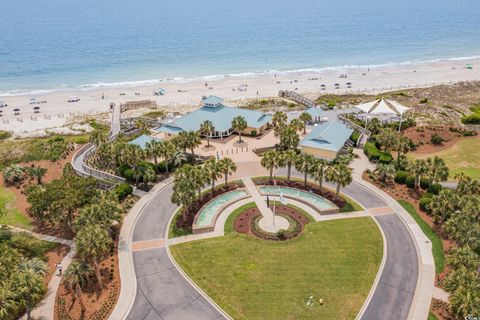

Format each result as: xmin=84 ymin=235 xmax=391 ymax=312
xmin=0 ymin=186 xmax=32 ymax=230
xmin=171 ymin=217 xmax=383 ymax=320
xmin=411 ymin=137 xmax=480 ymax=180
xmin=398 ymin=200 xmax=444 ymax=274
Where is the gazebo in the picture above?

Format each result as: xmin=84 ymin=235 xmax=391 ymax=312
xmin=354 ymin=98 xmax=410 ymax=131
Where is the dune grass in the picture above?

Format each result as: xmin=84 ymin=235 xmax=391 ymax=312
xmin=171 ymin=217 xmax=382 ymax=320
xmin=411 ymin=137 xmax=480 ymax=180
xmin=0 ymin=186 xmax=32 ymax=230
xmin=398 ymin=200 xmax=444 ymax=274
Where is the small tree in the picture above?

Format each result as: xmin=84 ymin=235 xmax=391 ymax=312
xmin=294 ymin=153 xmax=315 ymax=187
xmin=231 ymin=116 xmax=247 ymax=143
xmin=326 ymin=163 xmax=352 ymax=196
xmin=299 ymin=112 xmax=312 ymax=134
xmin=407 ymin=159 xmax=427 ymax=190
xmin=204 ymin=158 xmax=222 ymax=193
xmin=278 ymin=150 xmax=297 ymax=182
xmin=218 ymin=157 xmax=237 ymax=187
xmin=159 ymin=140 xmax=177 ymax=173
xmin=2 ymin=164 xmax=25 ymax=184
xmin=289 ymin=118 xmax=303 ymax=133
xmin=75 ymin=224 xmax=112 ymax=290
xmin=27 ymin=166 xmax=47 ymax=185
xmin=145 ymin=139 xmax=162 ymax=165
xmin=312 ymin=159 xmax=328 ymax=191
xmin=64 ymin=261 xmax=91 ymax=312
xmin=261 ymin=150 xmax=279 ymax=182
xmin=374 ymin=163 xmax=396 ymax=183
xmin=200 ymin=120 xmax=215 ymax=148
xmin=272 ymin=111 xmax=287 ymax=128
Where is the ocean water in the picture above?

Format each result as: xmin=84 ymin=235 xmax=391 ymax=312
xmin=1 ymin=0 xmax=480 ymax=94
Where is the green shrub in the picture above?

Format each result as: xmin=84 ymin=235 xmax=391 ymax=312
xmin=157 ymin=161 xmax=168 ymax=173
xmin=427 ymin=183 xmax=442 ymax=195
xmin=394 ymin=171 xmax=408 ymax=184
xmin=419 ymin=98 xmax=428 ymax=104
xmin=251 ymin=130 xmax=257 ymax=137
xmin=0 ymin=226 xmax=12 ymax=242
xmin=364 ymin=142 xmax=380 ymax=161
xmin=378 ymin=152 xmax=393 ymax=164
xmin=139 ymin=161 xmax=157 ymax=173
xmin=406 ymin=176 xmax=415 ymax=189
xmin=10 ymin=232 xmax=56 ymax=258
xmin=422 ymin=192 xmax=434 ymax=199
xmin=420 ymin=177 xmax=430 ymax=190
xmin=461 ymin=114 xmax=480 ymax=124
xmin=115 ymin=183 xmax=133 ymax=201
xmin=430 ymin=134 xmax=444 ymax=145
xmin=123 ymin=169 xmax=134 ymax=181
xmin=419 ymin=197 xmax=432 ymax=212
xmin=350 ymin=132 xmax=360 ymax=145
xmin=118 ymin=164 xmax=130 ymax=176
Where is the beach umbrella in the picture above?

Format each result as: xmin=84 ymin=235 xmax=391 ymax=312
xmin=346 ymin=82 xmax=352 ymax=88
xmin=320 ymin=84 xmax=326 ymax=90
xmin=354 ymin=98 xmax=410 ymax=131
xmin=33 ymin=106 xmax=40 ymax=113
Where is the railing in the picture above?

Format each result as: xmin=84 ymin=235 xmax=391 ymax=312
xmin=337 ymin=114 xmax=371 ymax=148
xmin=278 ymin=90 xmax=317 ymax=108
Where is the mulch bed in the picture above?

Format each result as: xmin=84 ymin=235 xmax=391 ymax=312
xmin=253 ymin=178 xmax=346 ymax=208
xmin=175 ymin=181 xmax=245 ymax=232
xmin=233 ymin=205 xmax=310 ymax=240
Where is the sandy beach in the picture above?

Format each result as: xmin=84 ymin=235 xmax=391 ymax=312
xmin=1 ymin=57 xmax=480 ymax=137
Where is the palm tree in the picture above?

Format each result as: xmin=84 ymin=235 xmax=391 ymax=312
xmin=75 ymin=224 xmax=112 ymax=290
xmin=135 ymin=118 xmax=150 ymax=134
xmin=170 ymin=149 xmax=187 ymax=170
xmin=279 ymin=150 xmax=297 ymax=182
xmin=145 ymin=139 xmax=162 ymax=165
xmin=299 ymin=112 xmax=312 ymax=133
xmin=19 ymin=257 xmax=48 ymax=276
xmin=231 ymin=116 xmax=247 ymax=143
xmin=374 ymin=163 xmax=396 ymax=183
xmin=200 ymin=120 xmax=215 ymax=148
xmin=159 ymin=140 xmax=177 ymax=173
xmin=312 ymin=159 xmax=328 ymax=191
xmin=2 ymin=164 xmax=25 ymax=184
xmin=272 ymin=111 xmax=287 ymax=129
xmin=375 ymin=128 xmax=398 ymax=152
xmin=176 ymin=165 xmax=207 ymax=199
xmin=446 ymin=245 xmax=479 ymax=270
xmin=218 ymin=158 xmax=237 ymax=187
xmin=0 ymin=281 xmax=19 ymax=320
xmin=185 ymin=131 xmax=201 ymax=161
xmin=450 ymin=287 xmax=480 ymax=319
xmin=204 ymin=158 xmax=222 ymax=193
xmin=279 ymin=126 xmax=300 ymax=150
xmin=132 ymin=164 xmax=156 ymax=185
xmin=171 ymin=179 xmax=196 ymax=222
xmin=425 ymin=156 xmax=449 ymax=185
xmin=27 ymin=166 xmax=47 ymax=185
xmin=429 ymin=189 xmax=458 ymax=223
xmin=63 ymin=261 xmax=91 ymax=312
xmin=174 ymin=131 xmax=189 ymax=153
xmin=294 ymin=153 xmax=315 ymax=187
xmin=326 ymin=163 xmax=352 ymax=197
xmin=261 ymin=150 xmax=279 ymax=182
xmin=14 ymin=268 xmax=45 ymax=320
xmin=74 ymin=202 xmax=121 ymax=234
xmin=455 ymin=172 xmax=480 ymax=195
xmin=407 ymin=159 xmax=427 ymax=190
xmin=395 ymin=135 xmax=411 ymax=158
xmin=289 ymin=118 xmax=303 ymax=133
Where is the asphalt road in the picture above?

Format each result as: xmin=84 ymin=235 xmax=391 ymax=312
xmin=127 ymin=171 xmax=419 ymax=320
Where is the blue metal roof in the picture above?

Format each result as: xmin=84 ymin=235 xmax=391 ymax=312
xmin=300 ymin=121 xmax=353 ymax=152
xmin=128 ymin=134 xmax=162 ymax=149
xmin=202 ymin=95 xmax=224 ymax=106
xmin=305 ymin=107 xmax=323 ymax=118
xmin=155 ymin=98 xmax=271 ymax=134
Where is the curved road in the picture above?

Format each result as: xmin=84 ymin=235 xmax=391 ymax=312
xmin=126 ymin=171 xmax=419 ymax=320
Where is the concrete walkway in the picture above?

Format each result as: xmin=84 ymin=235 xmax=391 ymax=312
xmin=6 ymin=226 xmax=75 ymax=320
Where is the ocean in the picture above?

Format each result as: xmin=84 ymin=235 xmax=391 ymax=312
xmin=1 ymin=0 xmax=480 ymax=94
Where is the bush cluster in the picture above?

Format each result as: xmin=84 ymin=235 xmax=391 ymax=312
xmin=405 ymin=176 xmax=415 ymax=189
xmin=114 ymin=183 xmax=133 ymax=200
xmin=364 ymin=142 xmax=380 ymax=161
xmin=394 ymin=171 xmax=408 ymax=184
xmin=378 ymin=152 xmax=393 ymax=164
xmin=350 ymin=132 xmax=360 ymax=145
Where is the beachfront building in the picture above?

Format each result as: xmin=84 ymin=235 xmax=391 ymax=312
xmin=128 ymin=134 xmax=162 ymax=149
xmin=299 ymin=121 xmax=353 ymax=161
xmin=304 ymin=107 xmax=324 ymax=123
xmin=155 ymin=96 xmax=272 ymax=139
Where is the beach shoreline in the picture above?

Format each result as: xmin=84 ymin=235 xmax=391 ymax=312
xmin=1 ymin=57 xmax=480 ymax=136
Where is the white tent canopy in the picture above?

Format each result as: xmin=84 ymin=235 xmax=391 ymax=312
xmin=354 ymin=98 xmax=411 ymax=131
xmin=354 ymin=98 xmax=410 ymax=115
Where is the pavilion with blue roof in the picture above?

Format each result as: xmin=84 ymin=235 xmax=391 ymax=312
xmin=128 ymin=134 xmax=162 ymax=150
xmin=154 ymin=96 xmax=272 ymax=139
xmin=299 ymin=121 xmax=353 ymax=161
